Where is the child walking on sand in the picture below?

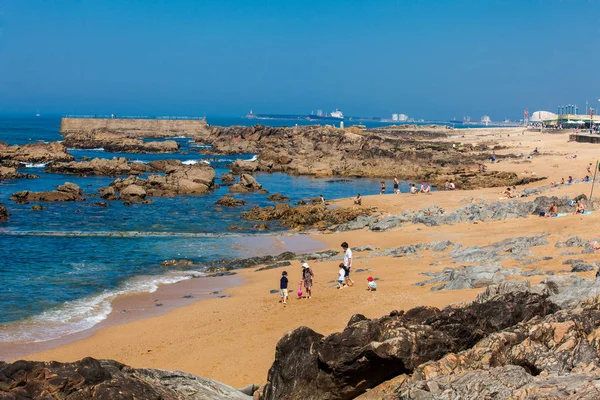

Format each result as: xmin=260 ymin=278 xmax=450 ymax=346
xmin=280 ymin=271 xmax=288 ymax=304
xmin=337 ymin=263 xmax=346 ymax=289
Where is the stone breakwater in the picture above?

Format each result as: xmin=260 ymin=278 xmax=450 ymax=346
xmin=194 ymin=124 xmax=543 ymax=189
xmin=60 ymin=117 xmax=209 ymax=137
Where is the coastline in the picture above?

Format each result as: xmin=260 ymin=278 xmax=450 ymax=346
xmin=8 ymin=127 xmax=600 ymax=389
xmin=0 ymin=232 xmax=326 ymax=361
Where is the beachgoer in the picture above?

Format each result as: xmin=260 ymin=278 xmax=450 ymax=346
xmin=280 ymin=271 xmax=288 ymax=304
xmin=337 ymin=263 xmax=346 ymax=289
xmin=341 ymin=242 xmax=355 ymax=287
xmin=491 ymin=152 xmax=496 ymax=163
xmin=585 ymin=175 xmax=591 ymax=182
xmin=444 ymin=181 xmax=450 ymax=190
xmin=574 ymin=200 xmax=585 ymax=214
xmin=568 ymin=176 xmax=573 ymax=184
xmin=366 ymin=276 xmax=377 ymax=291
xmin=393 ymin=177 xmax=400 ymax=194
xmin=547 ymin=202 xmax=558 ymax=217
xmin=587 ymin=163 xmax=592 ymax=174
xmin=301 ymin=262 xmax=314 ymax=299
xmin=380 ymin=181 xmax=386 ymax=195
xmin=448 ymin=181 xmax=456 ymax=190
xmin=561 ymin=178 xmax=565 ymax=185
xmin=410 ymin=183 xmax=418 ymax=194
xmin=503 ymin=187 xmax=514 ymax=199
xmin=319 ymin=195 xmax=325 ymax=204
xmin=420 ymin=183 xmax=431 ymax=194
xmin=354 ymin=193 xmax=362 ymax=206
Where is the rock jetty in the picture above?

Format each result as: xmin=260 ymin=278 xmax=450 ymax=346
xmin=10 ymin=182 xmax=85 ymax=203
xmin=0 ymin=357 xmax=251 ymax=400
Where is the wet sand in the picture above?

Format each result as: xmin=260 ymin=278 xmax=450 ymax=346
xmin=14 ymin=127 xmax=600 ymax=388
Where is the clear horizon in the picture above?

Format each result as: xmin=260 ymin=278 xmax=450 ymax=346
xmin=1 ymin=0 xmax=600 ymax=121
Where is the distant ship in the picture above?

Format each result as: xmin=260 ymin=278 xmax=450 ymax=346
xmin=244 ymin=109 xmax=344 ymax=121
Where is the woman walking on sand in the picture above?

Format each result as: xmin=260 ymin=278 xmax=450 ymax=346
xmin=301 ymin=262 xmax=314 ymax=299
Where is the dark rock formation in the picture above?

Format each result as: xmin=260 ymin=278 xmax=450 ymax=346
xmin=0 ymin=141 xmax=73 ymax=163
xmin=46 ymin=157 xmax=150 ymax=176
xmin=207 ymin=251 xmax=297 ymax=273
xmin=216 ymin=196 xmax=247 ymax=207
xmin=0 ymin=166 xmax=39 ymax=180
xmin=220 ymin=172 xmax=236 ymax=183
xmin=0 ymin=357 xmax=251 ymax=399
xmin=257 ymin=292 xmax=557 ymax=400
xmin=62 ymin=132 xmax=179 ymax=153
xmin=242 ymin=203 xmax=377 ymax=231
xmin=10 ymin=182 xmax=85 ymax=203
xmin=0 ymin=204 xmax=8 ymax=222
xmin=267 ymin=193 xmax=290 ymax=202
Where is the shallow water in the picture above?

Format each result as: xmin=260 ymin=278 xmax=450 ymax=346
xmin=1 ymin=116 xmax=419 ymax=343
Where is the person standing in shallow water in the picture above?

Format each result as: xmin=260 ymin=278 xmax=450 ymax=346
xmin=301 ymin=262 xmax=314 ymax=299
xmin=393 ymin=177 xmax=400 ymax=194
xmin=341 ymin=242 xmax=355 ymax=287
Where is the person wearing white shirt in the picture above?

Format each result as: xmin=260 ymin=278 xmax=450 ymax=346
xmin=337 ymin=263 xmax=346 ymax=289
xmin=341 ymin=242 xmax=355 ymax=286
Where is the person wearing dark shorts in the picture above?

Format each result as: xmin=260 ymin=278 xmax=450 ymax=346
xmin=393 ymin=177 xmax=400 ymax=194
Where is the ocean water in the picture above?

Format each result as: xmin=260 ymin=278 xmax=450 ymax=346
xmin=1 ymin=116 xmax=431 ymax=345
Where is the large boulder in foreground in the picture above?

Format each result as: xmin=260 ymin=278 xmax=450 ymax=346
xmin=9 ymin=182 xmax=85 ymax=203
xmin=257 ymin=292 xmax=557 ymax=400
xmin=0 ymin=357 xmax=251 ymax=400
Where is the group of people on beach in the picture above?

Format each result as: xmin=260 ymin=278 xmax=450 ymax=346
xmin=279 ymin=242 xmax=375 ymax=305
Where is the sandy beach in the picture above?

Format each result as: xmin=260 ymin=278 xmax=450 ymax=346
xmin=17 ymin=127 xmax=600 ymax=388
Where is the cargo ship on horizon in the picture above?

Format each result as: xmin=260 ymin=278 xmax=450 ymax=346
xmin=244 ymin=109 xmax=344 ymax=121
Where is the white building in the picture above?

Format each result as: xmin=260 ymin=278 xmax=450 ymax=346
xmin=398 ymin=114 xmax=409 ymax=122
xmin=392 ymin=114 xmax=399 ymax=121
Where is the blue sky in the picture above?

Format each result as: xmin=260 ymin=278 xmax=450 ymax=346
xmin=1 ymin=0 xmax=599 ymax=120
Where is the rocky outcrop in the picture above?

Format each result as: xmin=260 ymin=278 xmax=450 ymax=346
xmin=229 ymin=173 xmax=266 ymax=193
xmin=10 ymin=182 xmax=85 ymax=203
xmin=46 ymin=157 xmax=150 ymax=176
xmin=267 ymin=193 xmax=290 ymax=202
xmin=242 ymin=204 xmax=377 ymax=230
xmin=0 ymin=166 xmax=38 ymax=180
xmin=0 ymin=141 xmax=73 ymax=163
xmin=194 ymin=125 xmax=542 ymax=188
xmin=216 ymin=196 xmax=247 ymax=207
xmin=62 ymin=132 xmax=179 ymax=153
xmin=109 ymin=163 xmax=215 ymax=199
xmin=0 ymin=357 xmax=251 ymax=399
xmin=0 ymin=204 xmax=8 ymax=222
xmin=257 ymin=292 xmax=557 ymax=400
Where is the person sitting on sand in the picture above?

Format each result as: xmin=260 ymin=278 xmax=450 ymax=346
xmin=380 ymin=181 xmax=386 ymax=195
xmin=366 ymin=276 xmax=377 ymax=291
xmin=353 ymin=193 xmax=362 ymax=206
xmin=280 ymin=271 xmax=289 ymax=304
xmin=448 ymin=181 xmax=456 ymax=190
xmin=561 ymin=178 xmax=565 ymax=185
xmin=420 ymin=183 xmax=431 ymax=194
xmin=587 ymin=163 xmax=593 ymax=174
xmin=444 ymin=181 xmax=450 ymax=190
xmin=301 ymin=262 xmax=314 ymax=299
xmin=503 ymin=187 xmax=514 ymax=199
xmin=337 ymin=263 xmax=346 ymax=289
xmin=393 ymin=177 xmax=400 ymax=194
xmin=568 ymin=176 xmax=574 ymax=184
xmin=547 ymin=202 xmax=558 ymax=217
xmin=574 ymin=199 xmax=585 ymax=214
xmin=410 ymin=183 xmax=418 ymax=194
